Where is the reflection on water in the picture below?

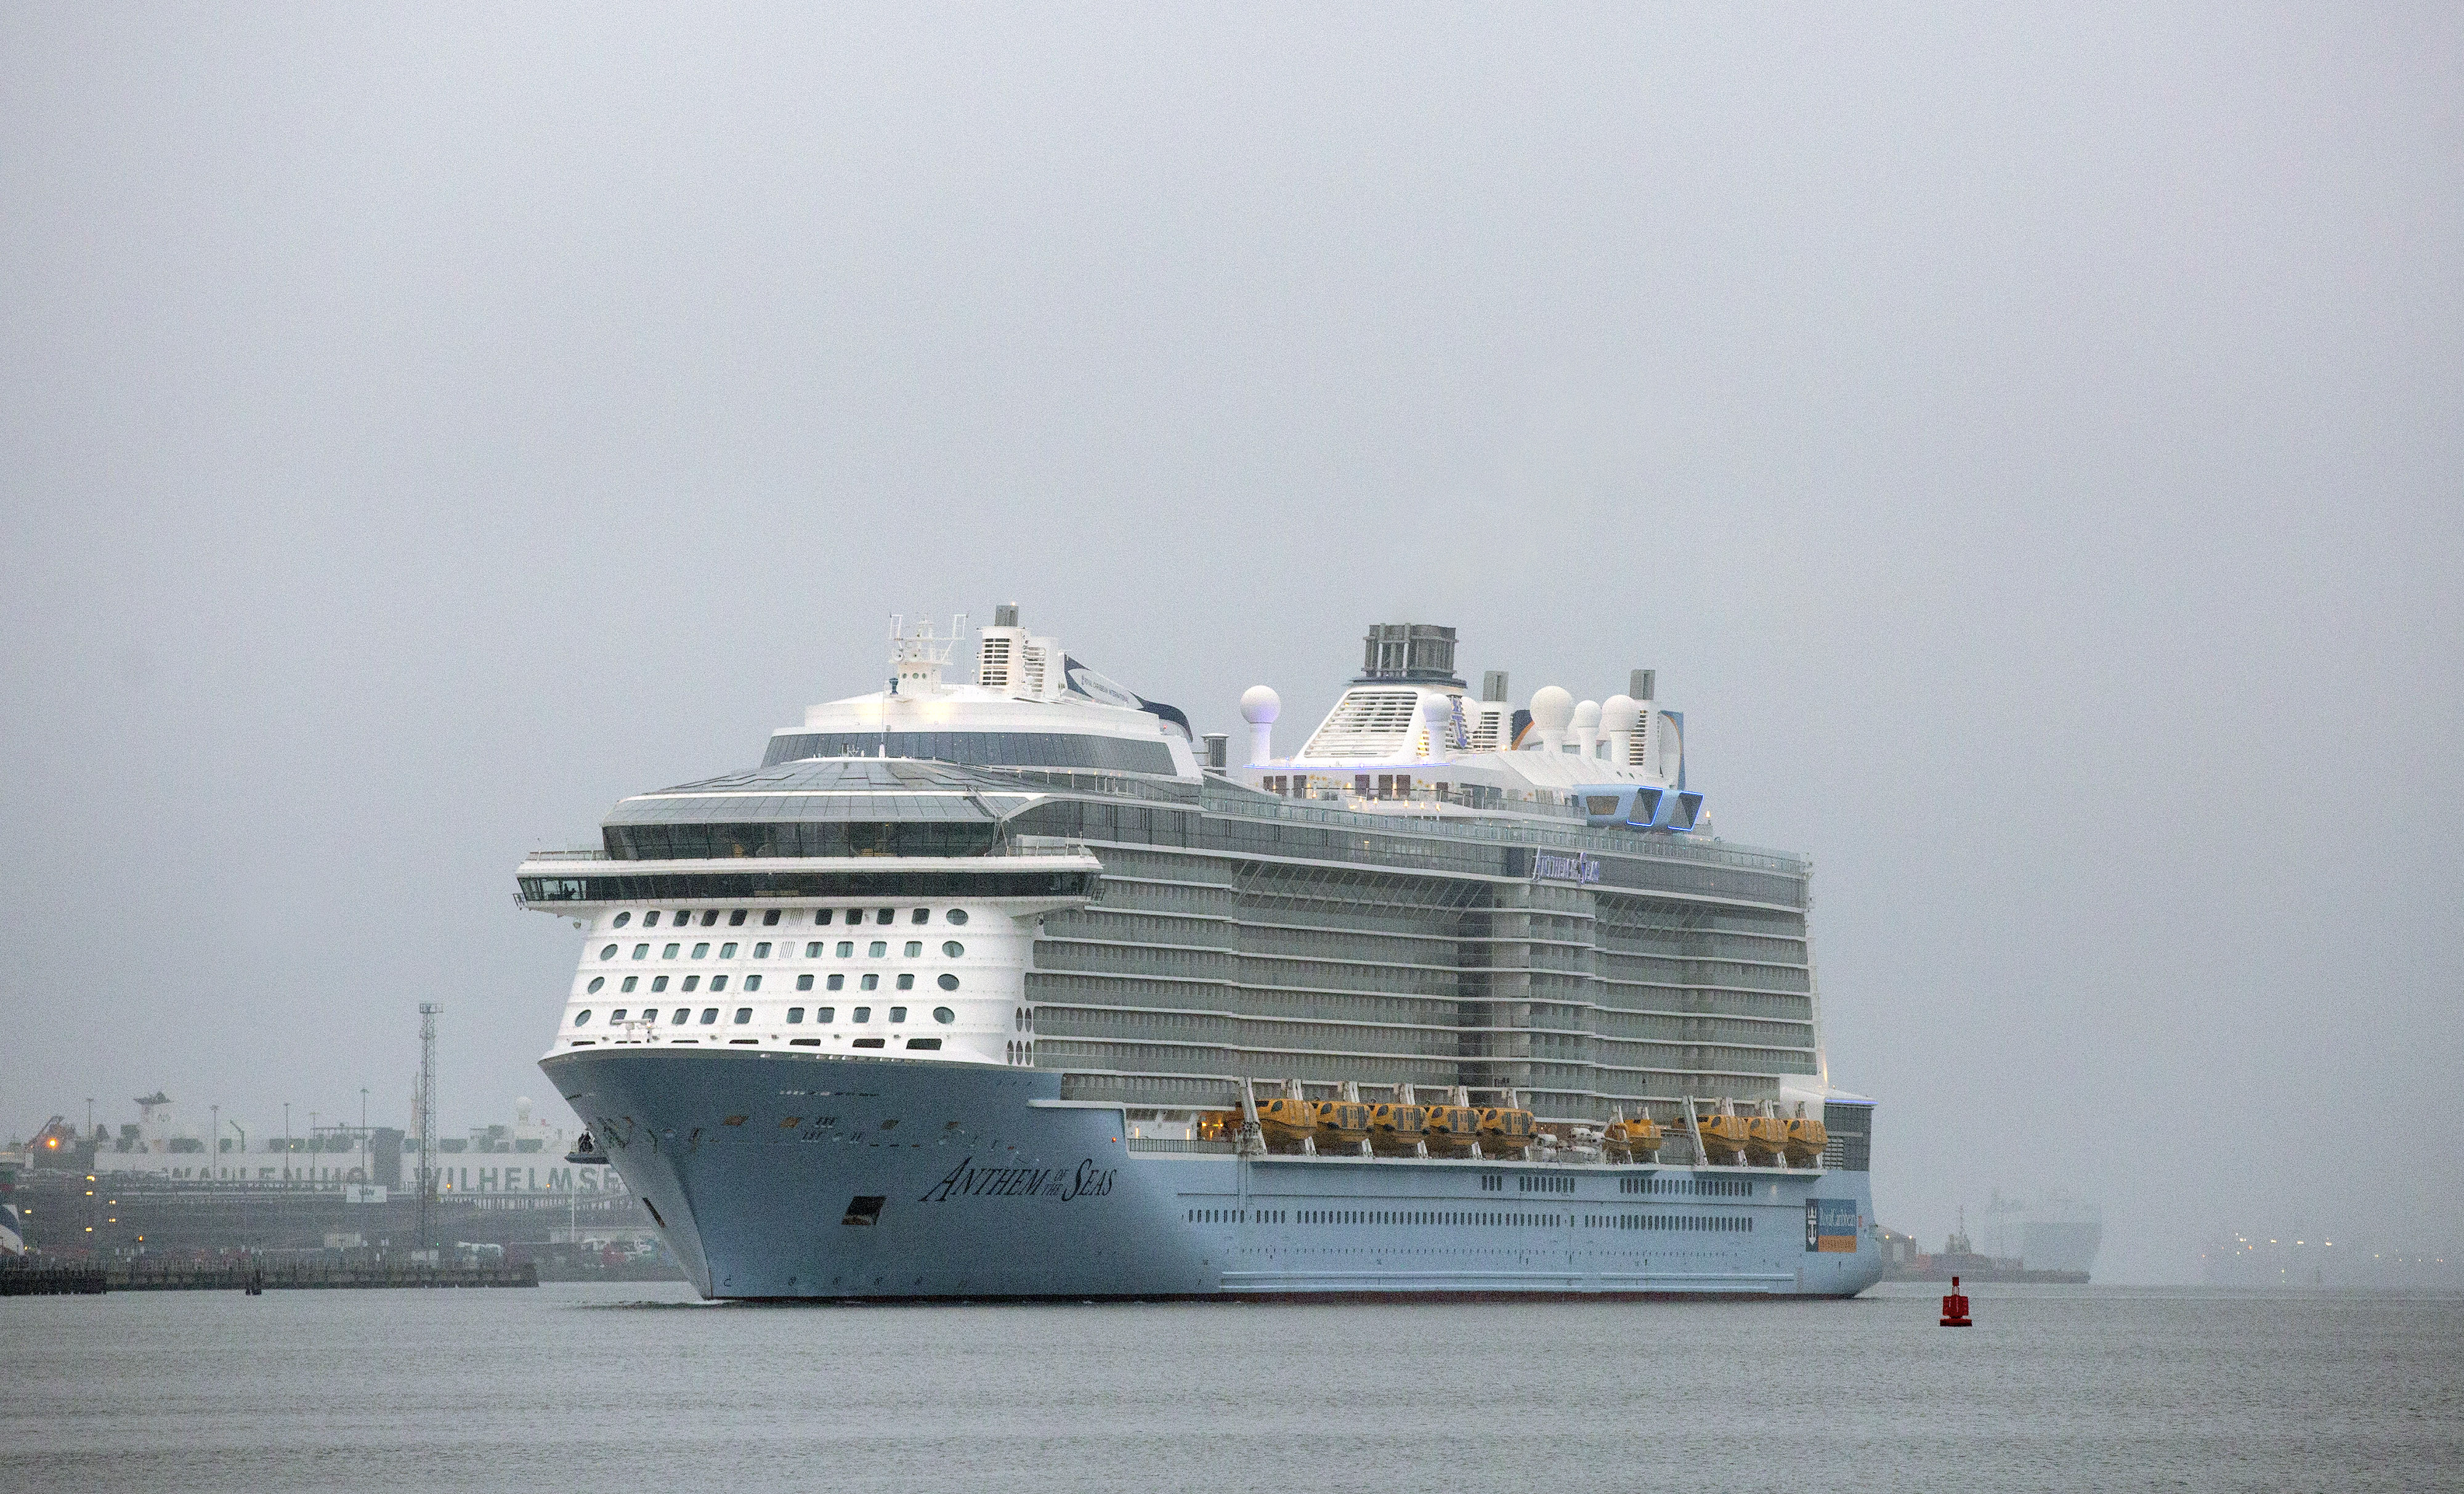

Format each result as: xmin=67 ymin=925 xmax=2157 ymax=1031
xmin=4 ymin=1282 xmax=2457 ymax=1492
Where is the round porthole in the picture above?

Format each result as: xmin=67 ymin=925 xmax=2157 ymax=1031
xmin=573 ymin=1009 xmax=592 ymax=1026
xmin=586 ymin=976 xmax=605 ymax=994
xmin=937 ymin=973 xmax=959 ymax=991
xmin=600 ymin=944 xmax=618 ymax=959
xmin=613 ymin=911 xmax=631 ymax=928
xmin=946 ymin=909 xmax=969 ymax=926
xmin=942 ymin=941 xmax=964 ymax=957
xmin=933 ymin=1007 xmax=955 ymax=1024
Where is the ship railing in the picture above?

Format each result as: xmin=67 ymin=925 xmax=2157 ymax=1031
xmin=1206 ymin=790 xmax=1807 ymax=877
xmin=525 ymin=848 xmax=610 ymax=862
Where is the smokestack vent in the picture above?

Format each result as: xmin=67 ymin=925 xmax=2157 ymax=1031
xmin=1631 ymin=668 xmax=1655 ymax=701
xmin=994 ymin=603 xmax=1019 ymax=628
xmin=1482 ymin=670 xmax=1509 ymax=702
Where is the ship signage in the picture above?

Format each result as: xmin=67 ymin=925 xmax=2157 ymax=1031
xmin=1807 ymin=1198 xmax=1858 ymax=1252
xmin=1531 ymin=850 xmax=1602 ymax=885
xmin=918 ymin=1156 xmax=1117 ymax=1204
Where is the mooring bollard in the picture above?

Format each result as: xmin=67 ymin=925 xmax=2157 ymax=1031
xmin=1940 ymin=1273 xmax=1971 ymax=1326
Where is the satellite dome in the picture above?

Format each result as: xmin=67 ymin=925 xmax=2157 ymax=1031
xmin=1571 ymin=699 xmax=1602 ymax=730
xmin=1600 ymin=694 xmax=1641 ymax=733
xmin=1529 ymin=686 xmax=1574 ymax=731
xmin=1239 ymin=686 xmax=1281 ymax=725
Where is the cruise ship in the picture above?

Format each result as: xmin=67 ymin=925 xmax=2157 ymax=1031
xmin=524 ymin=609 xmax=1883 ymax=1299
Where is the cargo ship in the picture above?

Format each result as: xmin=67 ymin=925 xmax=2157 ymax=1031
xmin=524 ymin=610 xmax=1884 ymax=1299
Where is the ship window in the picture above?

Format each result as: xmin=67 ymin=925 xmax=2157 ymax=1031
xmin=699 ymin=1008 xmax=718 ymax=1025
xmin=938 ymin=974 xmax=959 ymax=991
xmin=674 ymin=910 xmax=691 ymax=925
xmin=906 ymin=1038 xmax=941 ymax=1050
xmin=732 ymin=1008 xmax=752 ymax=1024
xmin=896 ymin=974 xmax=915 ymax=991
xmin=651 ymin=976 xmax=669 ymax=993
xmin=853 ymin=1006 xmax=871 ymax=1022
xmin=710 ymin=975 xmax=728 ymax=993
xmin=719 ymin=943 xmax=738 ymax=959
xmin=868 ymin=941 xmax=888 ymax=957
xmin=827 ymin=975 xmax=845 ymax=991
xmin=752 ymin=942 xmax=771 ymax=959
xmin=632 ymin=944 xmax=649 ymax=960
xmin=911 ymin=907 xmax=930 ymax=924
xmin=701 ymin=911 xmax=719 ymax=927
xmin=942 ymin=941 xmax=964 ymax=957
xmin=797 ymin=975 xmax=814 ymax=991
xmin=682 ymin=976 xmax=700 ymax=992
xmin=599 ymin=944 xmax=618 ymax=960
xmin=671 ymin=1007 xmax=688 ymax=1023
xmin=611 ymin=1009 xmax=627 ymax=1021
xmin=663 ymin=944 xmax=680 ymax=959
xmin=837 ymin=941 xmax=854 ymax=957
xmin=853 ymin=1037 xmax=885 ymax=1049
xmin=586 ymin=977 xmax=605 ymax=994
xmin=889 ymin=1006 xmax=907 ymax=1023
xmin=816 ymin=908 xmax=835 ymax=925
xmin=744 ymin=975 xmax=761 ymax=991
xmin=816 ymin=1007 xmax=834 ymax=1023
xmin=844 ymin=908 xmax=862 ymax=926
xmin=877 ymin=907 xmax=894 ymax=922
xmin=904 ymin=941 xmax=923 ymax=957
xmin=621 ymin=977 xmax=637 ymax=993
xmin=861 ymin=974 xmax=880 ymax=991
xmin=614 ymin=912 xmax=631 ymax=928
xmin=763 ymin=909 xmax=780 ymax=926
xmin=728 ymin=910 xmax=747 ymax=927
xmin=787 ymin=1007 xmax=804 ymax=1024
xmin=946 ymin=909 xmax=968 ymax=927
xmin=691 ymin=943 xmax=711 ymax=959
xmin=933 ymin=1007 xmax=955 ymax=1024
xmin=643 ymin=911 xmax=660 ymax=928
xmin=573 ymin=1010 xmax=591 ymax=1026
xmin=804 ymin=942 xmax=822 ymax=957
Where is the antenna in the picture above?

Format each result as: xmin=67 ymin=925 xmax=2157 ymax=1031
xmin=416 ymin=1002 xmax=440 ymax=1254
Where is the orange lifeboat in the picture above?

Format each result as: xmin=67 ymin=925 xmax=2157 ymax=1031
xmin=1783 ymin=1116 xmax=1828 ymax=1167
xmin=1310 ymin=1099 xmax=1372 ymax=1150
xmin=1476 ymin=1106 xmax=1535 ymax=1157
xmin=1367 ymin=1103 xmax=1427 ymax=1155
xmin=1255 ymin=1096 xmax=1315 ymax=1151
xmin=1422 ymin=1105 xmax=1481 ymax=1155
xmin=1743 ymin=1115 xmax=1788 ymax=1166
xmin=1696 ymin=1111 xmax=1749 ymax=1166
xmin=1605 ymin=1115 xmax=1663 ymax=1160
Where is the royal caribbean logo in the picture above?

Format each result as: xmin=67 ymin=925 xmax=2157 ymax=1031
xmin=1531 ymin=850 xmax=1602 ymax=885
xmin=1805 ymin=1197 xmax=1859 ymax=1253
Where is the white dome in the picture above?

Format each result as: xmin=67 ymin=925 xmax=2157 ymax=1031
xmin=1529 ymin=686 xmax=1574 ymax=731
xmin=1571 ymin=699 xmax=1602 ymax=730
xmin=1600 ymin=694 xmax=1642 ymax=733
xmin=1419 ymin=694 xmax=1454 ymax=726
xmin=1239 ymin=685 xmax=1281 ymax=725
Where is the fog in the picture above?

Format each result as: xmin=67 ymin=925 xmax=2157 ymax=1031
xmin=4 ymin=5 xmax=2457 ymax=1280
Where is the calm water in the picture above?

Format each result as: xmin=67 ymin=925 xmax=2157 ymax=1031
xmin=4 ymin=1281 xmax=2457 ymax=1492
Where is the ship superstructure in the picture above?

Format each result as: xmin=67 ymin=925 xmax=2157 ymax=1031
xmin=525 ymin=609 xmax=1882 ymax=1299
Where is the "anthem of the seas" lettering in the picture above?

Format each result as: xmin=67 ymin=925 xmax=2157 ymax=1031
xmin=917 ymin=1156 xmax=1117 ymax=1204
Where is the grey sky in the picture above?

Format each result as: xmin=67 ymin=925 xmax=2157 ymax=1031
xmin=4 ymin=5 xmax=2456 ymax=1280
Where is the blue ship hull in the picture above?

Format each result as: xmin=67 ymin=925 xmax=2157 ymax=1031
xmin=543 ymin=1048 xmax=1885 ymax=1301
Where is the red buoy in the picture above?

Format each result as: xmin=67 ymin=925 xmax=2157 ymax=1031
xmin=1940 ymin=1275 xmax=1972 ymax=1327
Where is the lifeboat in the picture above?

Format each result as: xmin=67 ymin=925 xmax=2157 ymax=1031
xmin=1255 ymin=1096 xmax=1316 ymax=1151
xmin=1476 ymin=1106 xmax=1535 ymax=1157
xmin=1422 ymin=1105 xmax=1481 ymax=1155
xmin=1696 ymin=1111 xmax=1749 ymax=1165
xmin=1783 ymin=1116 xmax=1828 ymax=1167
xmin=1743 ymin=1115 xmax=1787 ymax=1166
xmin=1604 ymin=1115 xmax=1663 ymax=1159
xmin=1367 ymin=1103 xmax=1427 ymax=1155
xmin=1310 ymin=1099 xmax=1372 ymax=1149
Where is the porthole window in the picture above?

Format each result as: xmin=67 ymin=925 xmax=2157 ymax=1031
xmin=904 ymin=941 xmax=923 ymax=957
xmin=806 ymin=942 xmax=824 ymax=957
xmin=752 ymin=942 xmax=771 ymax=959
xmin=744 ymin=974 xmax=761 ymax=992
xmin=843 ymin=909 xmax=863 ymax=927
xmin=827 ymin=974 xmax=845 ymax=991
xmin=933 ymin=1007 xmax=955 ymax=1025
xmin=611 ymin=1009 xmax=627 ymax=1021
xmin=600 ymin=944 xmax=618 ymax=960
xmin=860 ymin=974 xmax=880 ymax=991
xmin=875 ymin=907 xmax=894 ymax=923
xmin=787 ymin=1007 xmax=804 ymax=1024
xmin=574 ymin=1010 xmax=591 ymax=1025
xmin=892 ymin=973 xmax=912 ymax=991
xmin=698 ymin=1007 xmax=718 ymax=1025
xmin=613 ymin=912 xmax=631 ymax=928
xmin=816 ymin=1006 xmax=835 ymax=1023
xmin=644 ymin=911 xmax=661 ymax=928
xmin=796 ymin=975 xmax=814 ymax=992
xmin=946 ymin=909 xmax=969 ymax=927
xmin=710 ymin=975 xmax=728 ymax=993
xmin=586 ymin=977 xmax=605 ymax=994
xmin=942 ymin=941 xmax=964 ymax=958
xmin=682 ymin=976 xmax=700 ymax=993
xmin=732 ymin=1007 xmax=752 ymax=1024
xmin=853 ymin=1006 xmax=871 ymax=1022
xmin=674 ymin=910 xmax=691 ymax=925
xmin=632 ymin=944 xmax=649 ymax=960
xmin=837 ymin=941 xmax=854 ymax=957
xmin=868 ymin=941 xmax=888 ymax=957
xmin=663 ymin=943 xmax=680 ymax=959
xmin=816 ymin=909 xmax=835 ymax=926
xmin=650 ymin=975 xmax=669 ymax=992
xmin=762 ymin=909 xmax=780 ymax=926
xmin=910 ymin=907 xmax=930 ymax=925
xmin=719 ymin=942 xmax=738 ymax=959
xmin=691 ymin=943 xmax=711 ymax=959
xmin=889 ymin=1006 xmax=907 ymax=1023
xmin=727 ymin=910 xmax=747 ymax=927
xmin=670 ymin=1007 xmax=687 ymax=1023
xmin=700 ymin=911 xmax=719 ymax=927
xmin=938 ymin=974 xmax=959 ymax=991
xmin=620 ymin=976 xmax=638 ymax=993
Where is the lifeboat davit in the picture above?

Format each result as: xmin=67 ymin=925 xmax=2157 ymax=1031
xmin=1256 ymin=1096 xmax=1315 ymax=1151
xmin=1782 ymin=1116 xmax=1828 ymax=1167
xmin=1605 ymin=1115 xmax=1663 ymax=1159
xmin=1696 ymin=1111 xmax=1749 ymax=1166
xmin=1422 ymin=1105 xmax=1481 ymax=1155
xmin=1476 ymin=1106 xmax=1534 ymax=1157
xmin=1310 ymin=1099 xmax=1372 ymax=1149
xmin=1743 ymin=1115 xmax=1788 ymax=1166
xmin=1367 ymin=1103 xmax=1427 ymax=1155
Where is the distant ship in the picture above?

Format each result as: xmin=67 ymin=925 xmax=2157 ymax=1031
xmin=2022 ymin=1192 xmax=2103 ymax=1277
xmin=523 ymin=610 xmax=1886 ymax=1299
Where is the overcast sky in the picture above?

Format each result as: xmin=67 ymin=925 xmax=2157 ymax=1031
xmin=4 ymin=5 xmax=2457 ymax=1281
